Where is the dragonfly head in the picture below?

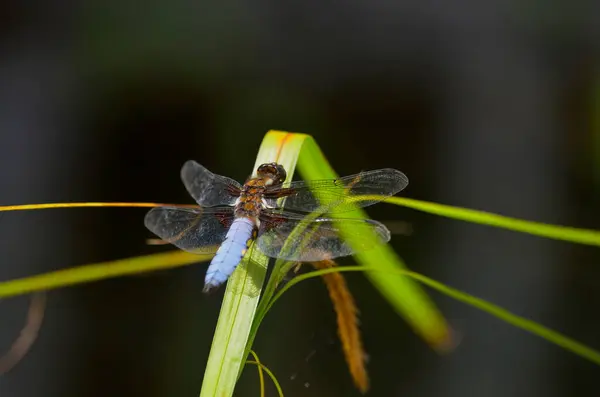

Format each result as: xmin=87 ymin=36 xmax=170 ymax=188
xmin=256 ymin=162 xmax=287 ymax=186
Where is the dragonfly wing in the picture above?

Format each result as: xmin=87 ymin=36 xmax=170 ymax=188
xmin=256 ymin=210 xmax=390 ymax=261
xmin=263 ymin=168 xmax=408 ymax=213
xmin=181 ymin=160 xmax=242 ymax=207
xmin=144 ymin=206 xmax=233 ymax=254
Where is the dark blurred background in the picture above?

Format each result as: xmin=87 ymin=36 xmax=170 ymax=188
xmin=0 ymin=1 xmax=599 ymax=396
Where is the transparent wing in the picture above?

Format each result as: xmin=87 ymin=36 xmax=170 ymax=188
xmin=256 ymin=210 xmax=390 ymax=261
xmin=263 ymin=168 xmax=408 ymax=213
xmin=180 ymin=160 xmax=242 ymax=207
xmin=144 ymin=206 xmax=234 ymax=254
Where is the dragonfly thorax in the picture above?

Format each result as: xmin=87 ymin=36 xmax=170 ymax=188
xmin=234 ymin=177 xmax=268 ymax=226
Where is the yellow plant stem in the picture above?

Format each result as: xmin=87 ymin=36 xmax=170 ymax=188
xmin=0 ymin=202 xmax=180 ymax=211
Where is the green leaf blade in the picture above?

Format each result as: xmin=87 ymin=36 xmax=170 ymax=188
xmin=293 ymin=134 xmax=452 ymax=348
xmin=199 ymin=131 xmax=308 ymax=397
xmin=382 ymin=196 xmax=600 ymax=247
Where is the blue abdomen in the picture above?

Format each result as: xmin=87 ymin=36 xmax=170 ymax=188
xmin=204 ymin=217 xmax=254 ymax=292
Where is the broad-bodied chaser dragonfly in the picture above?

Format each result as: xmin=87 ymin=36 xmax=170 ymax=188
xmin=145 ymin=161 xmax=408 ymax=292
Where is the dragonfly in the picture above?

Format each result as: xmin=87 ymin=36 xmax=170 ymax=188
xmin=144 ymin=161 xmax=409 ymax=293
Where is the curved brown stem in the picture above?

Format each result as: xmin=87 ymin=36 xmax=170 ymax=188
xmin=0 ymin=292 xmax=47 ymax=374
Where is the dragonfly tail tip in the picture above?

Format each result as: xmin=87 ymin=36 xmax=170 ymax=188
xmin=202 ymin=283 xmax=219 ymax=294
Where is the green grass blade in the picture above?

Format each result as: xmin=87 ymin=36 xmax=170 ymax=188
xmin=248 ymin=350 xmax=284 ymax=397
xmin=199 ymin=251 xmax=268 ymax=397
xmin=199 ymin=132 xmax=307 ymax=397
xmin=0 ymin=251 xmax=206 ymax=299
xmin=248 ymin=350 xmax=266 ymax=397
xmin=245 ymin=361 xmax=284 ymax=397
xmin=366 ymin=195 xmax=600 ymax=247
xmin=293 ymin=134 xmax=452 ymax=348
xmin=271 ymin=265 xmax=600 ymax=366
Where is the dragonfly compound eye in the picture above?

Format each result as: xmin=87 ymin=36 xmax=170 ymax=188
xmin=274 ymin=164 xmax=287 ymax=184
xmin=257 ymin=162 xmax=287 ymax=185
